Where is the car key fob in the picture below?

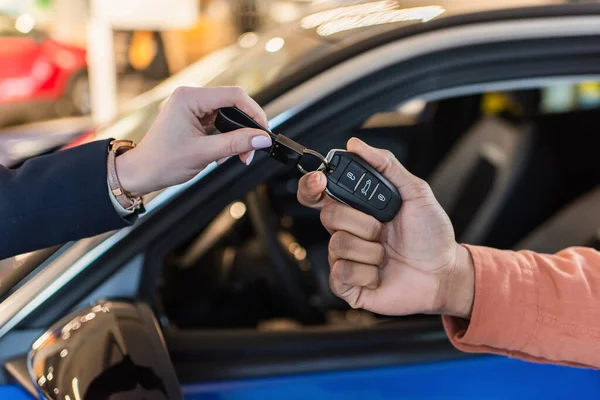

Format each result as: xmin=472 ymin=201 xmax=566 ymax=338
xmin=323 ymin=149 xmax=402 ymax=222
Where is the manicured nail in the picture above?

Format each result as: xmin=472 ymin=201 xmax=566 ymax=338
xmin=245 ymin=151 xmax=255 ymax=166
xmin=251 ymin=135 xmax=272 ymax=149
xmin=217 ymin=156 xmax=230 ymax=165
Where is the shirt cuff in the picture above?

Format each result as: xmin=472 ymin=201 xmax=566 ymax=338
xmin=107 ymin=178 xmax=135 ymax=218
xmin=442 ymin=244 xmax=538 ymax=355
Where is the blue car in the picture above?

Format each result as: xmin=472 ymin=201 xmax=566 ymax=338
xmin=1 ymin=1 xmax=600 ymax=398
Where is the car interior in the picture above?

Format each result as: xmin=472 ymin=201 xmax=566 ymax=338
xmin=153 ymin=84 xmax=599 ymax=340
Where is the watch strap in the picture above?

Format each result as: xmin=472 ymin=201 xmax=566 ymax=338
xmin=107 ymin=140 xmax=143 ymax=211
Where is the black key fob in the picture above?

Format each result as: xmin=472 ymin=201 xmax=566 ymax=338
xmin=214 ymin=107 xmax=275 ymax=151
xmin=323 ymin=149 xmax=402 ymax=222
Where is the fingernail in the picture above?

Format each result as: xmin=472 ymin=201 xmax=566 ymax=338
xmin=245 ymin=151 xmax=255 ymax=166
xmin=217 ymin=156 xmax=230 ymax=165
xmin=309 ymin=172 xmax=322 ymax=186
xmin=251 ymin=135 xmax=272 ymax=149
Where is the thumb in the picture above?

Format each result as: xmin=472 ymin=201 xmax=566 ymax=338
xmin=297 ymin=171 xmax=330 ymax=209
xmin=208 ymin=128 xmax=272 ymax=161
xmin=346 ymin=137 xmax=432 ymax=202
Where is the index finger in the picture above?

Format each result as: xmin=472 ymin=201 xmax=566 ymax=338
xmin=179 ymin=86 xmax=268 ymax=128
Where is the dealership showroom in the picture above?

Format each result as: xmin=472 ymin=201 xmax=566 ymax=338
xmin=0 ymin=0 xmax=599 ymax=398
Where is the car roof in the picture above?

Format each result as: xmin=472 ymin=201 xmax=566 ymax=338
xmin=297 ymin=0 xmax=564 ymax=43
xmin=255 ymin=1 xmax=595 ymax=104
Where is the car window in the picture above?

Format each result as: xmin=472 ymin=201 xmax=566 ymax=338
xmin=151 ymin=82 xmax=600 ymax=334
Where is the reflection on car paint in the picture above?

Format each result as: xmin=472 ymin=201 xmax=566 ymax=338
xmin=182 ymin=357 xmax=600 ymax=399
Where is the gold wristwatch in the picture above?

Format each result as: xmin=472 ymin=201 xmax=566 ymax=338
xmin=107 ymin=140 xmax=143 ymax=211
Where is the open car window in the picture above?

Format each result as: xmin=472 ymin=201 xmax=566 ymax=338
xmin=153 ymin=80 xmax=600 ymax=334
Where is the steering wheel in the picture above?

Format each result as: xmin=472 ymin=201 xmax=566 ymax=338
xmin=245 ymin=188 xmax=329 ymax=324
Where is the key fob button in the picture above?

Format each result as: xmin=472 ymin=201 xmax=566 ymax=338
xmin=368 ymin=183 xmax=392 ymax=210
xmin=355 ymin=173 xmax=376 ymax=201
xmin=328 ymin=155 xmax=351 ymax=183
xmin=338 ymin=162 xmax=366 ymax=193
xmin=330 ymin=154 xmax=341 ymax=168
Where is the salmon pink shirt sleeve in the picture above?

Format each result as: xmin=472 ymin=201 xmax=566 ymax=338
xmin=443 ymin=245 xmax=600 ymax=369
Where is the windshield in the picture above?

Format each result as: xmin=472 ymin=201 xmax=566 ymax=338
xmin=89 ymin=27 xmax=326 ymax=144
xmin=0 ymin=26 xmax=329 ymax=292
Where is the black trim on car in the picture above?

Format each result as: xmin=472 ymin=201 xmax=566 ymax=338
xmin=166 ymin=318 xmax=467 ymax=383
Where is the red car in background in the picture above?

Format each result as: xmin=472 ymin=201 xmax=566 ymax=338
xmin=0 ymin=13 xmax=89 ymax=127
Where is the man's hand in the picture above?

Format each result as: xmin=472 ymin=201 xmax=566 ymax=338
xmin=298 ymin=138 xmax=475 ymax=318
xmin=115 ymin=86 xmax=273 ymax=197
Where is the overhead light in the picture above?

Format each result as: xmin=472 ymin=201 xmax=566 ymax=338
xmin=15 ymin=14 xmax=35 ymax=34
xmin=301 ymin=1 xmax=397 ymax=29
xmin=301 ymin=3 xmax=445 ymax=37
xmin=288 ymin=242 xmax=300 ymax=253
xmin=316 ymin=6 xmax=445 ymax=36
xmin=293 ymin=247 xmax=307 ymax=261
xmin=238 ymin=32 xmax=258 ymax=49
xmin=72 ymin=377 xmax=82 ymax=400
xmin=265 ymin=37 xmax=285 ymax=53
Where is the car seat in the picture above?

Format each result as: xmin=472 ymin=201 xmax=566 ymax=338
xmin=515 ymin=187 xmax=600 ymax=253
xmin=429 ymin=116 xmax=535 ymax=244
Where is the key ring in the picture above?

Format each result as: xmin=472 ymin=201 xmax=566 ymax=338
xmin=297 ymin=149 xmax=329 ymax=175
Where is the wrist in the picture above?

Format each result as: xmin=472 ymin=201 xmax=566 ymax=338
xmin=114 ymin=148 xmax=153 ymax=197
xmin=436 ymin=243 xmax=475 ymax=319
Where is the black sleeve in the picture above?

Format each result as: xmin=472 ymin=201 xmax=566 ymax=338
xmin=0 ymin=139 xmax=133 ymax=259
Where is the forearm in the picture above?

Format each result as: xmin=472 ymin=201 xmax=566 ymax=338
xmin=0 ymin=140 xmax=131 ymax=259
xmin=443 ymin=245 xmax=600 ymax=369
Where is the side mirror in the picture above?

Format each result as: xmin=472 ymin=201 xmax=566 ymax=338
xmin=28 ymin=301 xmax=182 ymax=399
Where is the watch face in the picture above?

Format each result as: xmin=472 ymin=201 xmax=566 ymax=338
xmin=111 ymin=140 xmax=137 ymax=154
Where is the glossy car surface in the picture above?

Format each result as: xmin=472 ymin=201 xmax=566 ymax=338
xmin=1 ymin=1 xmax=600 ymax=398
xmin=0 ymin=14 xmax=88 ymax=126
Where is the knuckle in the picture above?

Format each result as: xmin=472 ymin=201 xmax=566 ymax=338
xmin=382 ymin=149 xmax=396 ymax=167
xmin=320 ymin=204 xmax=337 ymax=228
xmin=366 ymin=220 xmax=383 ymax=241
xmin=172 ymin=86 xmax=190 ymax=99
xmin=230 ymin=86 xmax=246 ymax=99
xmin=375 ymin=245 xmax=386 ymax=265
xmin=228 ymin=139 xmax=238 ymax=155
xmin=328 ymin=231 xmax=347 ymax=255
xmin=328 ymin=274 xmax=341 ymax=296
xmin=407 ymin=179 xmax=432 ymax=200
xmin=332 ymin=260 xmax=353 ymax=283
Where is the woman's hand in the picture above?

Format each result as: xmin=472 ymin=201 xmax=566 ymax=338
xmin=115 ymin=86 xmax=273 ymax=197
xmin=297 ymin=138 xmax=475 ymax=318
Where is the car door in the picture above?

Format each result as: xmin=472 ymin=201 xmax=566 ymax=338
xmin=2 ymin=5 xmax=600 ymax=399
xmin=0 ymin=15 xmax=41 ymax=103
